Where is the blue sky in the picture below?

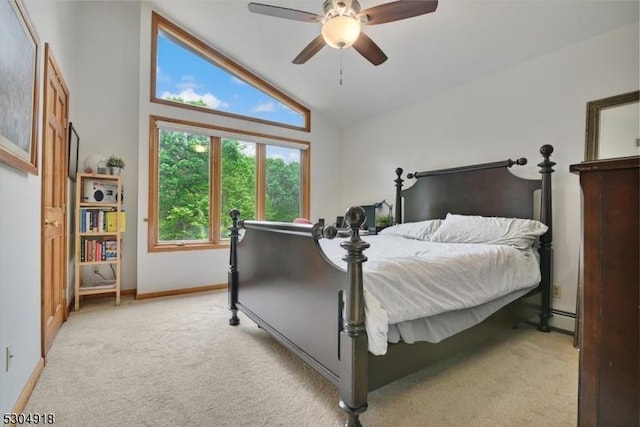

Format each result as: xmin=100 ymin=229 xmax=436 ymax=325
xmin=228 ymin=141 xmax=301 ymax=165
xmin=156 ymin=31 xmax=304 ymax=128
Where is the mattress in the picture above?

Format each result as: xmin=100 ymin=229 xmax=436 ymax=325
xmin=318 ymin=234 xmax=541 ymax=355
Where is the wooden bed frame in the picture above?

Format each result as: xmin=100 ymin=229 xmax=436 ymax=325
xmin=227 ymin=145 xmax=555 ymax=426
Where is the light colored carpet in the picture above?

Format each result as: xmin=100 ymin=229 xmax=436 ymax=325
xmin=25 ymin=291 xmax=578 ymax=426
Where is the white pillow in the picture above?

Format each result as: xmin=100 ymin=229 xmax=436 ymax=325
xmin=430 ymin=213 xmax=548 ymax=250
xmin=379 ymin=219 xmax=443 ymax=241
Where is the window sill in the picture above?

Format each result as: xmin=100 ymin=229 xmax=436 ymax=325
xmin=148 ymin=241 xmax=230 ymax=253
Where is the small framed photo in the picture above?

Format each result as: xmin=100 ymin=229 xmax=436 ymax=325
xmin=68 ymin=122 xmax=79 ymax=181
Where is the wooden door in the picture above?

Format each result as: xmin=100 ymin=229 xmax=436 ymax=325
xmin=41 ymin=44 xmax=69 ymax=355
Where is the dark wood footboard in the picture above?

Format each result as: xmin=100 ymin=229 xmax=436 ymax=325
xmin=228 ymin=208 xmax=371 ymax=426
xmin=228 ymin=145 xmax=554 ymax=426
xmin=229 ymin=213 xmax=345 ymax=384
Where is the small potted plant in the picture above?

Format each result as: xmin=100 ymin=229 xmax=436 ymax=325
xmin=106 ymin=155 xmax=125 ymax=175
xmin=375 ymin=214 xmax=393 ymax=231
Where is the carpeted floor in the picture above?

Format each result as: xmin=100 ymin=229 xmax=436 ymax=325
xmin=24 ymin=291 xmax=578 ymax=426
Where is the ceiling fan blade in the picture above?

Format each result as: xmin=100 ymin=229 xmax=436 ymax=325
xmin=248 ymin=2 xmax=322 ymax=23
xmin=359 ymin=0 xmax=438 ymax=25
xmin=352 ymin=33 xmax=388 ymax=66
xmin=292 ymin=35 xmax=326 ymax=64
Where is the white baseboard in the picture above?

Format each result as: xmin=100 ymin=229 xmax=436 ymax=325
xmin=548 ymin=309 xmax=576 ymax=334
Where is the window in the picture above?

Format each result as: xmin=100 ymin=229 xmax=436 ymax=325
xmin=149 ymin=116 xmax=310 ymax=251
xmin=157 ymin=129 xmax=212 ymax=243
xmin=220 ymin=139 xmax=256 ymax=238
xmin=151 ymin=11 xmax=310 ymax=132
xmin=265 ymin=145 xmax=302 ymax=222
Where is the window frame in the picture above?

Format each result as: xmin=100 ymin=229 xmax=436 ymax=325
xmin=150 ymin=11 xmax=311 ymax=132
xmin=148 ymin=115 xmax=310 ymax=252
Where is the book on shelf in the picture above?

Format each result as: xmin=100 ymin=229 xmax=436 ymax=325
xmin=105 ymin=211 xmax=126 ymax=233
xmin=79 ymin=209 xmax=126 ymax=233
xmin=104 ymin=240 xmax=118 ymax=260
xmin=81 ymin=238 xmax=114 ymax=262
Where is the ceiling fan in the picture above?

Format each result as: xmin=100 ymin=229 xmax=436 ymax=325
xmin=248 ymin=0 xmax=439 ymax=66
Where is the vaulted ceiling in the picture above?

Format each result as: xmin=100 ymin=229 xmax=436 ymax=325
xmin=148 ymin=1 xmax=639 ymax=128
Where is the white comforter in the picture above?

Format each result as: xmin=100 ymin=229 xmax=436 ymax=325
xmin=318 ymin=235 xmax=541 ymax=355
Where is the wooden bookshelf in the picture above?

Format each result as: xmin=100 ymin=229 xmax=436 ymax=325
xmin=74 ymin=173 xmax=124 ymax=310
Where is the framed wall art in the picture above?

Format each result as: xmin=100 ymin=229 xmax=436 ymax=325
xmin=0 ymin=0 xmax=40 ymax=175
xmin=68 ymin=122 xmax=79 ymax=181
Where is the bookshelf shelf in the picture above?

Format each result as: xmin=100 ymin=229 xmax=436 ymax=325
xmin=80 ymin=202 xmax=119 ymax=208
xmin=79 ymin=285 xmax=117 ymax=294
xmin=74 ymin=173 xmax=124 ymax=310
xmin=78 ymin=260 xmax=118 ymax=266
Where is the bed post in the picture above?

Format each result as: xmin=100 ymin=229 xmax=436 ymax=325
xmin=339 ymin=206 xmax=370 ymax=427
xmin=537 ymin=145 xmax=555 ymax=332
xmin=228 ymin=209 xmax=241 ymax=326
xmin=394 ymin=168 xmax=404 ymax=224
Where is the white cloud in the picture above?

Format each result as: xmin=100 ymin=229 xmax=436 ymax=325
xmin=266 ymin=147 xmax=300 ymax=164
xmin=254 ymin=101 xmax=275 ymax=113
xmin=156 ymin=67 xmax=171 ymax=84
xmin=232 ymin=76 xmax=249 ymax=86
xmin=280 ymin=103 xmax=298 ymax=115
xmin=237 ymin=141 xmax=256 ymax=157
xmin=160 ymin=88 xmax=229 ymax=110
xmin=177 ymin=75 xmax=200 ymax=91
xmin=288 ymin=151 xmax=300 ymax=163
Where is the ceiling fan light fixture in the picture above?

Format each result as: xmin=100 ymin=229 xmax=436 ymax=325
xmin=321 ymin=15 xmax=361 ymax=49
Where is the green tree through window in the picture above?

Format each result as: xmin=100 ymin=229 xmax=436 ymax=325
xmin=158 ymin=129 xmax=210 ymax=241
xmin=220 ymin=140 xmax=256 ymax=238
xmin=265 ymin=146 xmax=301 ymax=222
xmin=155 ymin=122 xmax=304 ymax=245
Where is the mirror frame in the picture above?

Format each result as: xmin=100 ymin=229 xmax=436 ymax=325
xmin=584 ymin=90 xmax=640 ymax=161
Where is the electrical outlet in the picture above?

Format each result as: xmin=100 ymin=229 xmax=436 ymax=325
xmin=5 ymin=345 xmax=13 ymax=372
xmin=553 ymin=285 xmax=562 ymax=299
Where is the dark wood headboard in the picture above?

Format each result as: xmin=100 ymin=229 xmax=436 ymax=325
xmin=394 ymin=145 xmax=554 ymax=224
xmin=393 ymin=145 xmax=555 ymax=332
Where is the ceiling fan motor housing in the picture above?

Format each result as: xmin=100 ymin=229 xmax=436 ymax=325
xmin=323 ymin=0 xmax=361 ymax=18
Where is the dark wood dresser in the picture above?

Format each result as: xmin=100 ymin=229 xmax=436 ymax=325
xmin=570 ymin=156 xmax=639 ymax=427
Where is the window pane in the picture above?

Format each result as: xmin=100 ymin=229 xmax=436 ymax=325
xmin=265 ymin=146 xmax=301 ymax=222
xmin=156 ymin=30 xmax=305 ymax=128
xmin=158 ymin=130 xmax=211 ymax=242
xmin=221 ymin=139 xmax=256 ymax=237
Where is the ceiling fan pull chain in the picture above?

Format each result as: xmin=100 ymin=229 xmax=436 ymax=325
xmin=339 ymin=50 xmax=343 ymax=85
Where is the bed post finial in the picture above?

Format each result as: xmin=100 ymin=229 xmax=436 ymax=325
xmin=538 ymin=145 xmax=555 ymax=332
xmin=339 ymin=206 xmax=370 ymax=427
xmin=228 ymin=209 xmax=241 ymax=326
xmin=395 ymin=168 xmax=403 ymax=225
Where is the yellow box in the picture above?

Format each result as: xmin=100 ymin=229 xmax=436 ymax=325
xmin=105 ymin=211 xmax=126 ymax=233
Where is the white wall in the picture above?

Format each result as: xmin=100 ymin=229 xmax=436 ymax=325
xmin=71 ymin=1 xmax=141 ymax=291
xmin=0 ymin=0 xmax=78 ymax=414
xmin=0 ymin=155 xmax=42 ymax=414
xmin=135 ymin=2 xmax=344 ymax=295
xmin=342 ymin=23 xmax=640 ymax=322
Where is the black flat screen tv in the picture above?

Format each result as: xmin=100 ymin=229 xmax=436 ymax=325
xmin=360 ymin=205 xmax=376 ymax=230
